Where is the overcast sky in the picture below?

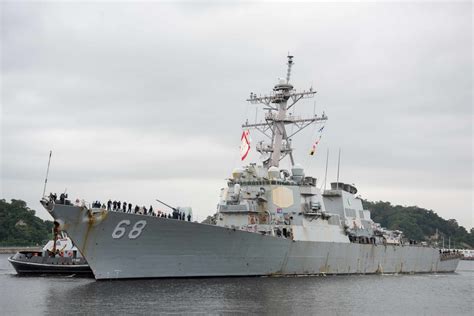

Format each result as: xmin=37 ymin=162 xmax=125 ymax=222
xmin=1 ymin=1 xmax=472 ymax=229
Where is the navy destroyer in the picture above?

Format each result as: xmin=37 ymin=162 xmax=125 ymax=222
xmin=40 ymin=56 xmax=460 ymax=279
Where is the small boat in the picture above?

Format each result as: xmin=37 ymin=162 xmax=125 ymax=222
xmin=8 ymin=230 xmax=92 ymax=275
xmin=459 ymin=249 xmax=474 ymax=260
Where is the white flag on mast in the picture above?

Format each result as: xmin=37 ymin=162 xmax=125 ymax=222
xmin=240 ymin=130 xmax=251 ymax=161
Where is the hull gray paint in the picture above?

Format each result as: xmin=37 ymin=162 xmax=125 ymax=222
xmin=51 ymin=204 xmax=459 ymax=280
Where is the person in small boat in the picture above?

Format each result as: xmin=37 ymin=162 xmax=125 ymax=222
xmin=59 ymin=193 xmax=66 ymax=204
xmin=49 ymin=192 xmax=57 ymax=202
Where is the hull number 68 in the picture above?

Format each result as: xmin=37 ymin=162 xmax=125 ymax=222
xmin=112 ymin=220 xmax=147 ymax=239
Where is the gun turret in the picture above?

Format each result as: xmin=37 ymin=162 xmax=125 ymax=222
xmin=156 ymin=198 xmax=180 ymax=219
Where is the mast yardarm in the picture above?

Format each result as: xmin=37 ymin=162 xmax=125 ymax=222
xmin=243 ymin=55 xmax=327 ymax=168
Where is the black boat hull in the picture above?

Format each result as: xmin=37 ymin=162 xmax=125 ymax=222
xmin=8 ymin=256 xmax=92 ymax=275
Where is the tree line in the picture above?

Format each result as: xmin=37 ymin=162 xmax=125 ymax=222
xmin=0 ymin=199 xmax=53 ymax=247
xmin=363 ymin=200 xmax=473 ymax=248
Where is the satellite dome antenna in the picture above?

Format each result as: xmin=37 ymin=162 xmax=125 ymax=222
xmin=286 ymin=53 xmax=294 ymax=84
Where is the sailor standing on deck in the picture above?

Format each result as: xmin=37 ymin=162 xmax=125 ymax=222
xmin=107 ymin=200 xmax=112 ymax=211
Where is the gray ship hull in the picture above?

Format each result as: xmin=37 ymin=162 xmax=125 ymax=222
xmin=49 ymin=204 xmax=459 ymax=280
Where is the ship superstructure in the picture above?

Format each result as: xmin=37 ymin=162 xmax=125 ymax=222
xmin=216 ymin=56 xmax=398 ymax=246
xmin=40 ymin=56 xmax=460 ymax=279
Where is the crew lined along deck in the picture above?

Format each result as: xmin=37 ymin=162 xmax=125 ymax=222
xmin=48 ymin=193 xmax=192 ymax=221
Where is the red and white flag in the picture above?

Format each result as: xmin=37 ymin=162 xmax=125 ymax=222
xmin=240 ymin=130 xmax=251 ymax=161
xmin=310 ymin=135 xmax=321 ymax=156
xmin=309 ymin=125 xmax=325 ymax=156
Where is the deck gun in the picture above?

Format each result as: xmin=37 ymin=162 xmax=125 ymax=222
xmin=156 ymin=198 xmax=180 ymax=219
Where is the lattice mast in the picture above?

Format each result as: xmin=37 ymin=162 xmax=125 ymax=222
xmin=243 ymin=55 xmax=327 ymax=168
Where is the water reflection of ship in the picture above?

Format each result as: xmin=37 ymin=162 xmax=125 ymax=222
xmin=42 ymin=277 xmax=345 ymax=314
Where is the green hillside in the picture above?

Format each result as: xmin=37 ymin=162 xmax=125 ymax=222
xmin=363 ymin=200 xmax=473 ymax=248
xmin=0 ymin=199 xmax=53 ymax=246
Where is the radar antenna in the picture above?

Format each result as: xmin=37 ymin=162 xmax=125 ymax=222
xmin=243 ymin=56 xmax=327 ymax=168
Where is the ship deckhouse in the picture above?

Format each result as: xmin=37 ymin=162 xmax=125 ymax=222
xmin=216 ymin=57 xmax=343 ymax=243
xmin=216 ymin=56 xmax=402 ymax=246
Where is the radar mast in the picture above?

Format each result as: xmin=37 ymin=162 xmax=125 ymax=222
xmin=243 ymin=55 xmax=327 ymax=168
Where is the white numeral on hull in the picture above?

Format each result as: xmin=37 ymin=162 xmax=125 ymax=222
xmin=112 ymin=220 xmax=147 ymax=239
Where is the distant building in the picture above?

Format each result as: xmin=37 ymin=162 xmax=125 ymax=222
xmin=15 ymin=220 xmax=27 ymax=228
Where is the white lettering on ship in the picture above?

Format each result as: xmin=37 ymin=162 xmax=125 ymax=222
xmin=112 ymin=220 xmax=147 ymax=239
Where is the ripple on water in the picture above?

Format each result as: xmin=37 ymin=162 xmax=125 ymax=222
xmin=0 ymin=254 xmax=472 ymax=315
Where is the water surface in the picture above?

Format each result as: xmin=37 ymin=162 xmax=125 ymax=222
xmin=1 ymin=254 xmax=472 ymax=315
